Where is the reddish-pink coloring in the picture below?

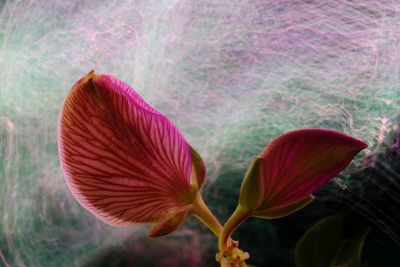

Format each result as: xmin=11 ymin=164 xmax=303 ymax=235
xmin=256 ymin=128 xmax=368 ymax=211
xmin=58 ymin=71 xmax=203 ymax=226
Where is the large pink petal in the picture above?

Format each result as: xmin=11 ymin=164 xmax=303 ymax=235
xmin=258 ymin=129 xmax=367 ymax=209
xmin=58 ymin=71 xmax=195 ymax=226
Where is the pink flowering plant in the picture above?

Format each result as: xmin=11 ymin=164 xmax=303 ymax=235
xmin=58 ymin=71 xmax=368 ymax=267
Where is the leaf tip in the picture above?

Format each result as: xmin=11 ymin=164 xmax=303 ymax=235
xmin=85 ymin=69 xmax=102 ymax=81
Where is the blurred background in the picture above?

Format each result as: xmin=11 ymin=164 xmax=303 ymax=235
xmin=1 ymin=0 xmax=399 ymax=266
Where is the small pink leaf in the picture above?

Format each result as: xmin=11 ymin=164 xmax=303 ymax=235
xmin=58 ymin=71 xmax=200 ymax=226
xmin=257 ymin=128 xmax=367 ymax=210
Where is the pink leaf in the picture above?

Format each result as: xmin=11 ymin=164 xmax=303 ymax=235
xmin=58 ymin=71 xmax=199 ymax=226
xmin=257 ymin=128 xmax=367 ymax=210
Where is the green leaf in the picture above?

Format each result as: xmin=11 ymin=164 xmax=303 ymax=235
xmin=253 ymin=195 xmax=315 ymax=219
xmin=295 ymin=216 xmax=370 ymax=267
xmin=189 ymin=145 xmax=207 ymax=189
xmin=295 ymin=216 xmax=344 ymax=267
xmin=333 ymin=228 xmax=370 ymax=267
xmin=239 ymin=157 xmax=263 ymax=210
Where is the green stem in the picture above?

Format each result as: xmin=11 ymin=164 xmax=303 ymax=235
xmin=218 ymin=205 xmax=251 ymax=251
xmin=191 ymin=192 xmax=223 ymax=237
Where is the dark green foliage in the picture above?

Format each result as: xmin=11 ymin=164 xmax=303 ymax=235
xmin=295 ymin=216 xmax=369 ymax=267
xmin=296 ymin=216 xmax=344 ymax=267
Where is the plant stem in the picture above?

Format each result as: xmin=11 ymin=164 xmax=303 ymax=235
xmin=191 ymin=192 xmax=223 ymax=237
xmin=218 ymin=205 xmax=251 ymax=251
